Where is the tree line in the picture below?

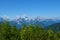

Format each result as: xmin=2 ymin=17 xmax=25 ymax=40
xmin=0 ymin=21 xmax=60 ymax=40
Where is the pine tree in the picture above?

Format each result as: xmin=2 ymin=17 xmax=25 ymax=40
xmin=20 ymin=23 xmax=27 ymax=40
xmin=47 ymin=29 xmax=54 ymax=40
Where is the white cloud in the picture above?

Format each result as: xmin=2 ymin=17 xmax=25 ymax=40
xmin=16 ymin=15 xmax=21 ymax=19
xmin=3 ymin=15 xmax=10 ymax=20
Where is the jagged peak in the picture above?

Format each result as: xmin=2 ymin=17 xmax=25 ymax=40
xmin=0 ymin=16 xmax=60 ymax=21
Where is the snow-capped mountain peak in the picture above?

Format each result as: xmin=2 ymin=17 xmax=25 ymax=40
xmin=0 ymin=17 xmax=60 ymax=28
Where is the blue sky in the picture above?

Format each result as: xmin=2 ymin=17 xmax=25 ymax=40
xmin=0 ymin=0 xmax=60 ymax=18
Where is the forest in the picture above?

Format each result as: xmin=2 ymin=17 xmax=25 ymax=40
xmin=0 ymin=21 xmax=60 ymax=40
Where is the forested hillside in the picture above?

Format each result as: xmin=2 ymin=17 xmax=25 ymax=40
xmin=46 ymin=23 xmax=60 ymax=32
xmin=0 ymin=21 xmax=60 ymax=40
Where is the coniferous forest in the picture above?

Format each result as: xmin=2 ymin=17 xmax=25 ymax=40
xmin=0 ymin=21 xmax=60 ymax=40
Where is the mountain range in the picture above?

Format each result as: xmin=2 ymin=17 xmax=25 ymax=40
xmin=0 ymin=16 xmax=60 ymax=28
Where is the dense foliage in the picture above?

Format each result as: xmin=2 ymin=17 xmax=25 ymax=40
xmin=0 ymin=21 xmax=60 ymax=40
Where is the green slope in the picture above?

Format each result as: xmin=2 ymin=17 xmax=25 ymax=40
xmin=46 ymin=23 xmax=60 ymax=32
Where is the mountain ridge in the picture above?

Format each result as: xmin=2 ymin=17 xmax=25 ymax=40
xmin=0 ymin=17 xmax=60 ymax=28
